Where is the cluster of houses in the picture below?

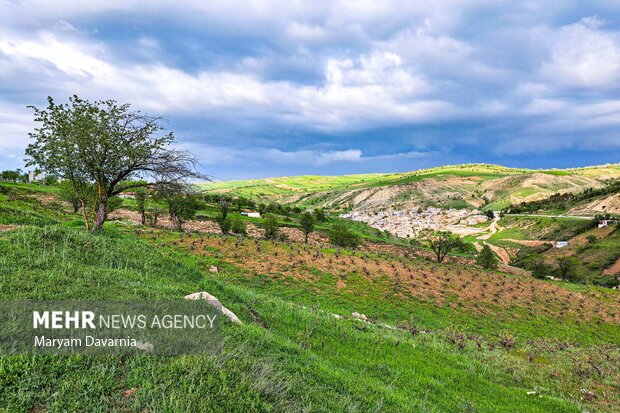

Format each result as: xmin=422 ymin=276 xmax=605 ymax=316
xmin=342 ymin=207 xmax=490 ymax=238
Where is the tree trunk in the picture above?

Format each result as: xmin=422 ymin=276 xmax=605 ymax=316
xmin=81 ymin=199 xmax=90 ymax=231
xmin=92 ymin=195 xmax=108 ymax=232
xmin=72 ymin=200 xmax=79 ymax=214
xmin=171 ymin=214 xmax=182 ymax=231
xmin=304 ymin=232 xmax=309 ymax=243
xmin=140 ymin=210 xmax=146 ymax=225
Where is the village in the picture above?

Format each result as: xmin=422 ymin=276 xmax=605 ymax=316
xmin=342 ymin=207 xmax=490 ymax=238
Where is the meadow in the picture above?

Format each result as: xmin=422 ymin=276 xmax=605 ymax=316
xmin=0 ymin=181 xmax=619 ymax=412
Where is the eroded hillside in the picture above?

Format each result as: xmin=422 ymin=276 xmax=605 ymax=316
xmin=203 ymin=163 xmax=620 ymax=214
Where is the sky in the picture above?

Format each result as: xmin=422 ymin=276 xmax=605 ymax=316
xmin=1 ymin=1 xmax=620 ymax=180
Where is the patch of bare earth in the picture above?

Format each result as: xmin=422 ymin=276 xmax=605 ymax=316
xmin=485 ymin=242 xmax=511 ymax=265
xmin=604 ymin=257 xmax=620 ymax=276
xmin=570 ymin=193 xmax=620 ymax=215
xmin=0 ymin=224 xmax=18 ymax=232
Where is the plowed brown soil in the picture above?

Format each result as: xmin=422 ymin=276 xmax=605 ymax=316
xmin=146 ymin=232 xmax=620 ymax=325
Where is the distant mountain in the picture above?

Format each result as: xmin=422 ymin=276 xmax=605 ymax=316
xmin=201 ymin=163 xmax=620 ymax=214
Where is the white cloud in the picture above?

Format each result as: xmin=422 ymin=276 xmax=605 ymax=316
xmin=2 ymin=1 xmax=620 ymax=172
xmin=541 ymin=17 xmax=620 ymax=88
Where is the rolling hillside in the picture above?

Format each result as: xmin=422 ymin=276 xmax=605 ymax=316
xmin=0 ymin=181 xmax=619 ymax=412
xmin=201 ymin=164 xmax=620 ymax=213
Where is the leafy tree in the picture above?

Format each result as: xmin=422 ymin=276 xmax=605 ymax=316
xmin=106 ymin=196 xmax=123 ymax=216
xmin=314 ymin=208 xmax=327 ymax=222
xmin=219 ymin=197 xmax=230 ymax=219
xmin=146 ymin=206 xmax=165 ymax=227
xmin=262 ymin=214 xmax=280 ymax=240
xmin=25 ymin=96 xmax=203 ymax=232
xmin=586 ymin=235 xmax=598 ymax=244
xmin=134 ymin=187 xmax=149 ymax=225
xmin=476 ymin=244 xmax=498 ymax=270
xmin=485 ymin=210 xmax=495 ymax=219
xmin=58 ymin=180 xmax=81 ymax=213
xmin=230 ymin=215 xmax=247 ymax=235
xmin=157 ymin=184 xmax=202 ymax=231
xmin=329 ymin=222 xmax=361 ymax=248
xmin=299 ymin=212 xmax=315 ymax=243
xmin=42 ymin=174 xmax=58 ymax=185
xmin=420 ymin=230 xmax=462 ymax=263
xmin=0 ymin=170 xmax=20 ymax=182
xmin=217 ymin=216 xmax=232 ymax=234
xmin=233 ymin=198 xmax=244 ymax=212
xmin=556 ymin=256 xmax=579 ymax=281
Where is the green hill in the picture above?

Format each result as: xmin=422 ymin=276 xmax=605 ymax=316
xmin=200 ymin=163 xmax=620 ymax=213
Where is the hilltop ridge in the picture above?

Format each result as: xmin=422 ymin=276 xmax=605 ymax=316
xmin=201 ymin=163 xmax=620 ymax=213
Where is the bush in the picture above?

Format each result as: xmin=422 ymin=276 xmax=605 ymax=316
xmin=527 ymin=257 xmax=551 ymax=279
xmin=476 ymin=244 xmax=498 ymax=270
xmin=217 ymin=216 xmax=232 ymax=234
xmin=262 ymin=215 xmax=280 ymax=240
xmin=328 ymin=222 xmax=361 ymax=248
xmin=230 ymin=215 xmax=247 ymax=235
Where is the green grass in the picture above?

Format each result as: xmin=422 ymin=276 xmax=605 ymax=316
xmin=1 ymin=225 xmax=604 ymax=412
xmin=2 ymin=225 xmax=617 ymax=412
xmin=493 ymin=216 xmax=594 ymax=242
xmin=1 ymin=181 xmax=619 ymax=412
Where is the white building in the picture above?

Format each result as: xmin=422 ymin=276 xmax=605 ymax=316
xmin=28 ymin=170 xmax=46 ymax=183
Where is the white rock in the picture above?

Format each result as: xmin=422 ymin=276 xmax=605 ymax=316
xmin=184 ymin=291 xmax=242 ymax=324
xmin=209 ymin=265 xmax=219 ymax=273
xmin=331 ymin=314 xmax=342 ymax=319
xmin=352 ymin=312 xmax=368 ymax=321
xmin=135 ymin=340 xmax=154 ymax=353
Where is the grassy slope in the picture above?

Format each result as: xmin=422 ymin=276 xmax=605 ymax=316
xmin=200 ymin=164 xmax=620 ymax=209
xmin=481 ymin=215 xmax=620 ymax=286
xmin=0 ymin=225 xmax=609 ymax=413
xmin=0 ymin=182 xmax=619 ymax=412
xmin=201 ymin=164 xmax=526 ymax=199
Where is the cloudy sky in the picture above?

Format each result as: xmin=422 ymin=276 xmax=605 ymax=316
xmin=1 ymin=1 xmax=620 ymax=180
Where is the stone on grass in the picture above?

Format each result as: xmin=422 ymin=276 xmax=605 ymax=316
xmin=352 ymin=312 xmax=368 ymax=321
xmin=184 ymin=291 xmax=242 ymax=324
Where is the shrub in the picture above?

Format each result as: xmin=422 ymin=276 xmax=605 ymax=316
xmin=299 ymin=212 xmax=314 ymax=243
xmin=262 ymin=215 xmax=280 ymax=240
xmin=556 ymin=256 xmax=580 ymax=282
xmin=230 ymin=215 xmax=247 ymax=235
xmin=476 ymin=245 xmax=498 ymax=270
xmin=218 ymin=216 xmax=232 ymax=234
xmin=526 ymin=257 xmax=551 ymax=279
xmin=329 ymin=222 xmax=361 ymax=248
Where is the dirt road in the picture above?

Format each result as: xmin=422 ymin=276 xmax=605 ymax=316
xmin=477 ymin=213 xmax=501 ymax=240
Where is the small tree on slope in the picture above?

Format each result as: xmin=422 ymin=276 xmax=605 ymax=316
xmin=25 ymin=96 xmax=204 ymax=231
